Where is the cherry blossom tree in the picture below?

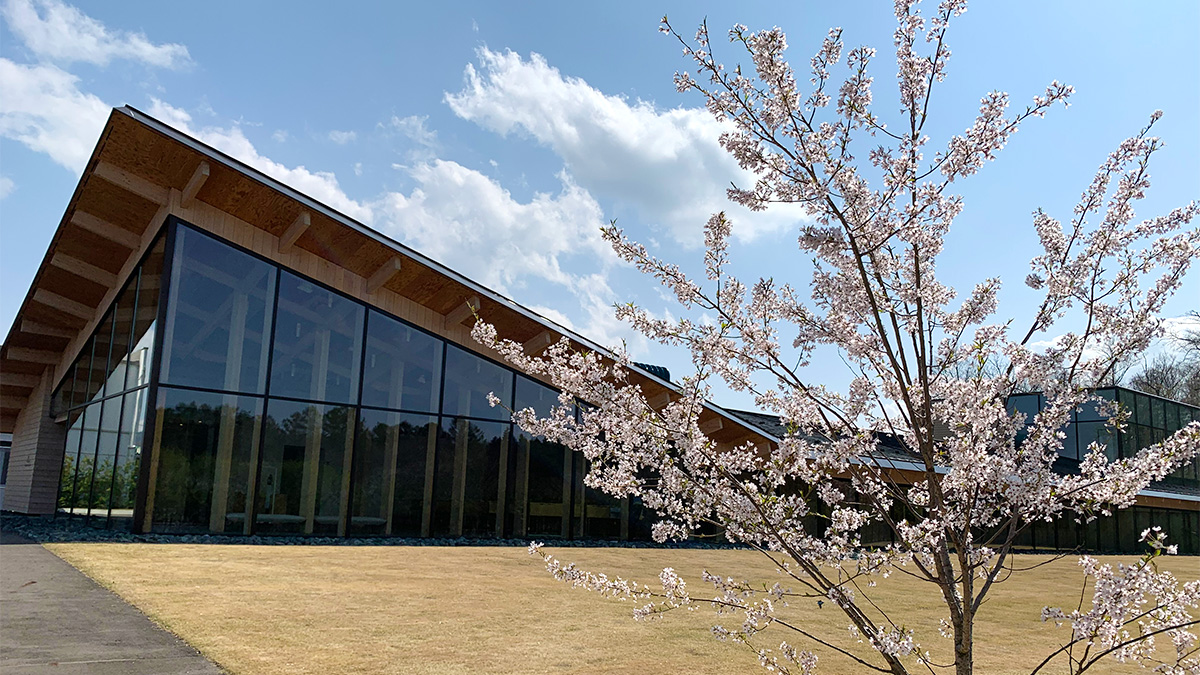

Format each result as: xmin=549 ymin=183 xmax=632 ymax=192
xmin=472 ymin=1 xmax=1200 ymax=673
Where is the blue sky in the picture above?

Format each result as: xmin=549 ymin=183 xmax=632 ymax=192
xmin=1 ymin=0 xmax=1197 ymax=410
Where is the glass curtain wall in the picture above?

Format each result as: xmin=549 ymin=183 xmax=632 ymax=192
xmin=54 ymin=237 xmax=165 ymax=529
xmin=144 ymin=222 xmax=633 ymax=539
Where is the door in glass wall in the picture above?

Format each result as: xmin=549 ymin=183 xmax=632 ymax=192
xmin=350 ymin=409 xmax=437 ymax=536
xmin=432 ymin=418 xmax=509 ymax=537
xmin=257 ymin=399 xmax=355 ymax=535
xmin=360 ymin=311 xmax=442 ymax=414
xmin=150 ymin=388 xmax=264 ymax=534
xmin=270 ymin=271 xmax=363 ymax=405
xmin=160 ymin=227 xmax=276 ymax=395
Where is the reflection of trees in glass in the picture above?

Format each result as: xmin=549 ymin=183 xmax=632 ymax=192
xmin=156 ymin=401 xmax=259 ymax=526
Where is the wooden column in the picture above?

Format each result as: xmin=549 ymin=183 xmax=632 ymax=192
xmin=242 ymin=414 xmax=262 ymax=535
xmin=141 ymin=407 xmax=166 ymax=532
xmin=513 ymin=436 xmax=530 ymax=537
xmin=560 ymin=446 xmax=572 ymax=538
xmin=451 ymin=417 xmax=469 ymax=536
xmin=382 ymin=363 xmax=405 ymax=532
xmin=420 ymin=422 xmax=437 ymax=537
xmin=300 ymin=330 xmax=331 ymax=534
xmin=573 ymin=455 xmax=586 ymax=538
xmin=300 ymin=405 xmax=324 ymax=535
xmin=209 ymin=293 xmax=248 ymax=532
xmin=337 ymin=410 xmax=356 ymax=537
xmin=495 ymin=432 xmax=509 ymax=538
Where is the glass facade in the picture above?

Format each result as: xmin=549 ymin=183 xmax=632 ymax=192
xmin=116 ymin=220 xmax=629 ymax=540
xmin=54 ymin=236 xmax=164 ymax=529
xmin=49 ymin=217 xmax=1197 ymax=554
xmin=1008 ymin=388 xmax=1199 ymax=487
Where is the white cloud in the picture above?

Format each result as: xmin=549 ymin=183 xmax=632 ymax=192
xmin=375 ymin=161 xmax=635 ymax=346
xmin=0 ymin=59 xmax=109 ymax=171
xmin=0 ymin=176 xmax=14 ymax=199
xmin=147 ymin=99 xmax=373 ymax=223
xmin=1 ymin=0 xmax=191 ymax=68
xmin=328 ymin=129 xmax=357 ymax=145
xmin=272 ymin=129 xmax=289 ymax=143
xmin=382 ymin=114 xmax=438 ymax=162
xmin=445 ymin=48 xmax=810 ymax=247
xmin=353 ymin=162 xmax=363 ymax=177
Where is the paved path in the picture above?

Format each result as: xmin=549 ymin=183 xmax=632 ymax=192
xmin=0 ymin=530 xmax=224 ymax=674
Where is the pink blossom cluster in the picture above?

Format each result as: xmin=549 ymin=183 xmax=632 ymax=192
xmin=478 ymin=1 xmax=1199 ymax=672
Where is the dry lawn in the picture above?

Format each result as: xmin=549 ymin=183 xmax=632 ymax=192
xmin=45 ymin=543 xmax=1198 ymax=675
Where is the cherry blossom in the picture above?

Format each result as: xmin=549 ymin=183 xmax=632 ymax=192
xmin=477 ymin=2 xmax=1200 ymax=673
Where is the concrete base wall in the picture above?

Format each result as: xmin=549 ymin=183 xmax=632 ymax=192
xmin=4 ymin=370 xmax=65 ymax=515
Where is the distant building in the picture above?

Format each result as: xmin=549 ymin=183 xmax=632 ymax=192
xmin=0 ymin=107 xmax=1195 ymax=553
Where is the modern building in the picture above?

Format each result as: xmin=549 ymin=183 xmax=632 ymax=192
xmin=0 ymin=107 xmax=1195 ymax=552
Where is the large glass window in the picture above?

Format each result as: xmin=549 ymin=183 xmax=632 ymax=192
xmin=56 ymin=410 xmax=84 ymax=516
xmin=360 ymin=310 xmax=442 ymax=413
xmin=512 ymin=377 xmax=571 ymax=538
xmin=102 ymin=284 xmax=137 ymax=397
xmin=87 ymin=396 xmax=124 ymax=525
xmin=150 ymin=388 xmax=264 ymax=534
xmin=432 ymin=418 xmax=509 ymax=537
xmin=73 ymin=402 xmax=102 ymax=517
xmin=442 ymin=345 xmax=512 ymax=421
xmin=108 ymin=389 xmax=146 ymax=528
xmin=270 ymin=271 xmax=363 ymax=404
xmin=350 ymin=409 xmax=436 ymax=536
xmin=256 ymin=399 xmax=355 ymax=535
xmin=160 ymin=227 xmax=276 ymax=395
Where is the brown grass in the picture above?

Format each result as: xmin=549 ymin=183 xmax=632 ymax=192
xmin=45 ymin=543 xmax=1197 ymax=675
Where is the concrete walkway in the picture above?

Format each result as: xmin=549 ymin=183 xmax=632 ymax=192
xmin=0 ymin=531 xmax=224 ymax=674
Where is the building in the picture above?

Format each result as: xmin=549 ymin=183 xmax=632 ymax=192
xmin=0 ymin=107 xmax=1196 ymax=552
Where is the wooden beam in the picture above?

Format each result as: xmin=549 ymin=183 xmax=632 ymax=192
xmin=50 ymin=253 xmax=118 ymax=286
xmin=647 ymin=392 xmax=672 ymax=410
xmin=1 ymin=396 xmax=26 ymax=409
xmin=4 ymin=347 xmax=60 ymax=365
xmin=279 ymin=211 xmax=311 ymax=253
xmin=180 ymin=161 xmax=210 ymax=208
xmin=1 ymin=373 xmax=41 ymax=388
xmin=366 ymin=256 xmax=403 ymax=294
xmin=71 ymin=211 xmax=141 ymax=249
xmin=93 ymin=161 xmax=169 ymax=204
xmin=522 ymin=330 xmax=554 ymax=355
xmin=32 ymin=289 xmax=93 ymax=320
xmin=21 ymin=320 xmax=74 ymax=338
xmin=445 ymin=296 xmax=480 ymax=326
xmin=699 ymin=417 xmax=724 ymax=435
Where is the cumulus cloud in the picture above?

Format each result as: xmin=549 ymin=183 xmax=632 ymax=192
xmin=0 ymin=176 xmax=14 ymax=199
xmin=1 ymin=0 xmax=191 ymax=68
xmin=445 ymin=48 xmax=810 ymax=247
xmin=328 ymin=129 xmax=357 ymax=145
xmin=0 ymin=59 xmax=109 ymax=171
xmin=377 ymin=162 xmax=610 ymax=290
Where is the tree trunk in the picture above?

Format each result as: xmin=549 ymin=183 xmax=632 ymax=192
xmin=954 ymin=610 xmax=973 ymax=675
